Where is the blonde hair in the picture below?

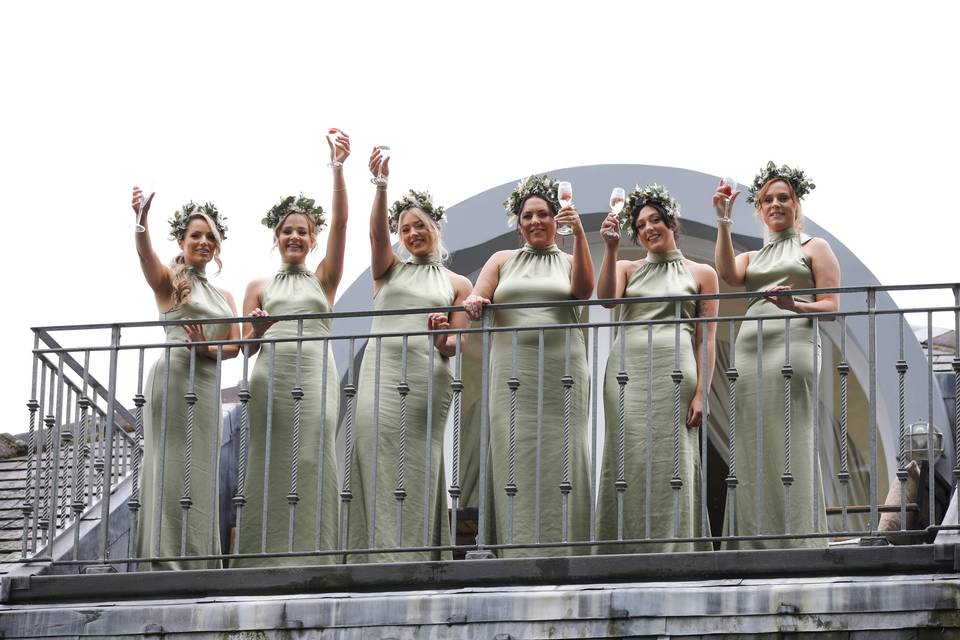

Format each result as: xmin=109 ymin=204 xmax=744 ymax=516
xmin=398 ymin=208 xmax=449 ymax=263
xmin=754 ymin=178 xmax=804 ymax=229
xmin=171 ymin=212 xmax=223 ymax=305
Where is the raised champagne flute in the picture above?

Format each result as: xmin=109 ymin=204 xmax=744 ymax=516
xmin=371 ymin=145 xmax=391 ymax=185
xmin=721 ymin=176 xmax=738 ymax=216
xmin=327 ymin=128 xmax=342 ymax=168
xmin=603 ymin=187 xmax=625 ymax=239
xmin=134 ymin=183 xmax=154 ymax=233
xmin=556 ymin=181 xmax=573 ymax=236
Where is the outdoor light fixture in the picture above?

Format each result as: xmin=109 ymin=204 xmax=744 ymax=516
xmin=905 ymin=419 xmax=944 ymax=462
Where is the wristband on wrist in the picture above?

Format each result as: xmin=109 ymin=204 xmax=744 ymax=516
xmin=718 ymin=217 xmax=733 ymax=226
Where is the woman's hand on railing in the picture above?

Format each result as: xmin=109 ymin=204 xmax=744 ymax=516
xmin=686 ymin=393 xmax=704 ymax=428
xmin=463 ymin=294 xmax=489 ymax=320
xmin=427 ymin=312 xmax=455 ymax=357
xmin=248 ymin=308 xmax=275 ymax=338
xmin=763 ymin=285 xmax=796 ymax=311
xmin=184 ymin=323 xmax=218 ymax=360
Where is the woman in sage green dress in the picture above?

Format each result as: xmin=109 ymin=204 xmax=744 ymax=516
xmin=464 ymin=174 xmax=595 ymax=557
xmin=714 ymin=162 xmax=840 ymax=549
xmin=130 ymin=189 xmax=241 ymax=570
xmin=595 ymin=184 xmax=718 ymax=553
xmin=346 ymin=150 xmax=472 ymax=562
xmin=237 ymin=130 xmax=351 ymax=566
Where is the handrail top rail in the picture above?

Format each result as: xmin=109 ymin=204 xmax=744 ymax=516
xmin=30 ymin=281 xmax=960 ymax=333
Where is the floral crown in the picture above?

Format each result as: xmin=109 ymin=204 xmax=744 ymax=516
xmin=168 ymin=202 xmax=228 ymax=241
xmin=261 ymin=194 xmax=326 ymax=231
xmin=746 ymin=161 xmax=816 ymax=205
xmin=619 ymin=183 xmax=680 ymax=237
xmin=503 ymin=174 xmax=560 ymax=227
xmin=388 ymin=190 xmax=447 ymax=234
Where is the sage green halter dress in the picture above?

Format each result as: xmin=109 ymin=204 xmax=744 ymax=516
xmin=597 ymin=250 xmax=710 ymax=553
xmin=722 ymin=227 xmax=827 ymax=549
xmin=347 ymin=256 xmax=455 ymax=562
xmin=488 ymin=244 xmax=591 ymax=557
xmin=139 ymin=268 xmax=232 ymax=570
xmin=237 ymin=263 xmax=340 ymax=566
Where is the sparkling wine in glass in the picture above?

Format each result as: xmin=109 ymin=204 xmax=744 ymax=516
xmin=556 ymin=181 xmax=573 ymax=236
xmin=327 ymin=128 xmax=342 ymax=168
xmin=371 ymin=145 xmax=391 ymax=185
xmin=721 ymin=176 xmax=738 ymax=216
xmin=134 ymin=183 xmax=154 ymax=233
xmin=603 ymin=187 xmax=625 ymax=239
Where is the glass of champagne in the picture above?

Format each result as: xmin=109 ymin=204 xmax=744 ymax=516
xmin=327 ymin=128 xmax=342 ymax=168
xmin=371 ymin=145 xmax=391 ymax=185
xmin=134 ymin=183 xmax=153 ymax=233
xmin=556 ymin=181 xmax=573 ymax=236
xmin=721 ymin=176 xmax=738 ymax=216
xmin=603 ymin=187 xmax=625 ymax=239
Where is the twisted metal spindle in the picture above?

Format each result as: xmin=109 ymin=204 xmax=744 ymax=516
xmin=615 ymin=321 xmax=628 ymax=541
xmin=21 ymin=344 xmax=41 ymax=559
xmin=505 ymin=330 xmax=519 ymax=543
xmin=448 ymin=334 xmax=463 ymax=546
xmin=781 ymin=318 xmax=794 ymax=533
xmin=179 ymin=348 xmax=198 ymax=556
xmin=395 ymin=336 xmax=410 ymax=547
xmin=339 ymin=338 xmax=357 ymax=554
xmin=670 ymin=302 xmax=683 ymax=539
xmin=233 ymin=347 xmax=251 ymax=555
xmin=560 ymin=328 xmax=574 ymax=543
xmin=896 ymin=314 xmax=908 ymax=530
xmin=287 ymin=320 xmax=305 ymax=552
xmin=837 ymin=317 xmax=851 ymax=529
xmin=725 ymin=321 xmax=739 ymax=536
xmin=127 ymin=348 xmax=145 ymax=566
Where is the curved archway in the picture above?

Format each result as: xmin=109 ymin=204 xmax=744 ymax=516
xmin=333 ymin=163 xmax=953 ymax=532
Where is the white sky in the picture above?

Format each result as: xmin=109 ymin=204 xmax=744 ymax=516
xmin=1 ymin=1 xmax=958 ymax=431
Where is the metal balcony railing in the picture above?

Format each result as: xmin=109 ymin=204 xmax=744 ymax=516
xmin=19 ymin=283 xmax=960 ymax=571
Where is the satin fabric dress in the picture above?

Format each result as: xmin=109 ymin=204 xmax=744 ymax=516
xmin=722 ymin=227 xmax=827 ymax=549
xmin=347 ymin=255 xmax=455 ymax=562
xmin=487 ymin=243 xmax=591 ymax=557
xmin=596 ymin=250 xmax=711 ymax=553
xmin=139 ymin=268 xmax=232 ymax=570
xmin=236 ymin=262 xmax=340 ymax=566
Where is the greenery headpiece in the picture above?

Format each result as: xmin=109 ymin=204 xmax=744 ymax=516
xmin=168 ymin=202 xmax=228 ymax=241
xmin=619 ymin=183 xmax=680 ymax=237
xmin=388 ymin=190 xmax=447 ymax=234
xmin=261 ymin=194 xmax=326 ymax=231
xmin=746 ymin=161 xmax=816 ymax=205
xmin=503 ymin=174 xmax=560 ymax=227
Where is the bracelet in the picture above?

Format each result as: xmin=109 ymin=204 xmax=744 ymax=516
xmin=376 ymin=185 xmax=387 ymax=191
xmin=718 ymin=217 xmax=733 ymax=226
xmin=332 ymin=186 xmax=346 ymax=192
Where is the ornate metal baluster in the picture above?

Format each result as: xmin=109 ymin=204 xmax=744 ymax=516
xmin=287 ymin=320 xmax=305 ymax=552
xmin=781 ymin=318 xmax=793 ymax=533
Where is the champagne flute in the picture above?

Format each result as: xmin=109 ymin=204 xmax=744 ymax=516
xmin=556 ymin=181 xmax=573 ymax=236
xmin=134 ymin=182 xmax=154 ymax=233
xmin=327 ymin=128 xmax=342 ymax=168
xmin=721 ymin=176 xmax=738 ymax=216
xmin=371 ymin=145 xmax=391 ymax=185
xmin=603 ymin=187 xmax=625 ymax=239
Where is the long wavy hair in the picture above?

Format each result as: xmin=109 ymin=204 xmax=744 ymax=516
xmin=170 ymin=211 xmax=223 ymax=306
